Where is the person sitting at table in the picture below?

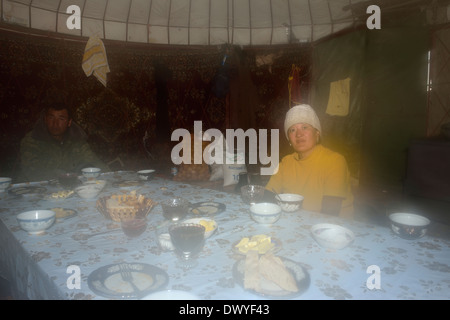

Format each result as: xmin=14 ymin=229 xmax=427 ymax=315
xmin=18 ymin=102 xmax=109 ymax=182
xmin=265 ymin=104 xmax=354 ymax=218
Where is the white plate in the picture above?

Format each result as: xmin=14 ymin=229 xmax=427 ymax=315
xmin=189 ymin=201 xmax=226 ymax=216
xmin=141 ymin=289 xmax=200 ymax=300
xmin=87 ymin=262 xmax=169 ymax=299
xmin=183 ymin=217 xmax=218 ymax=238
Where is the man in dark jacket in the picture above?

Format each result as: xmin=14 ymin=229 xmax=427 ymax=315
xmin=19 ymin=104 xmax=109 ymax=182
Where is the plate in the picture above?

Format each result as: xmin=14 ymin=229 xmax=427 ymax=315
xmin=8 ymin=186 xmax=47 ymax=196
xmin=87 ymin=262 xmax=169 ymax=299
xmin=141 ymin=289 xmax=200 ymax=300
xmin=182 ymin=217 xmax=218 ymax=238
xmin=232 ymin=236 xmax=282 ymax=255
xmin=44 ymin=190 xmax=75 ymax=201
xmin=189 ymin=201 xmax=226 ymax=216
xmin=50 ymin=207 xmax=77 ymax=221
xmin=232 ymin=256 xmax=310 ymax=299
xmin=112 ymin=180 xmax=143 ymax=188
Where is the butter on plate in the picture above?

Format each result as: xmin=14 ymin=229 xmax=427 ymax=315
xmin=235 ymin=234 xmax=274 ymax=254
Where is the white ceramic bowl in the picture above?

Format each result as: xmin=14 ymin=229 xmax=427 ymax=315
xmin=17 ymin=210 xmax=56 ymax=235
xmin=388 ymin=212 xmax=430 ymax=240
xmin=183 ymin=217 xmax=218 ymax=238
xmin=0 ymin=177 xmax=12 ymax=192
xmin=137 ymin=169 xmax=156 ymax=181
xmin=75 ymin=180 xmax=106 ymax=199
xmin=310 ymin=223 xmax=355 ymax=249
xmin=250 ymin=202 xmax=282 ymax=225
xmin=81 ymin=167 xmax=101 ymax=179
xmin=158 ymin=233 xmax=175 ymax=251
xmin=275 ymin=193 xmax=304 ymax=212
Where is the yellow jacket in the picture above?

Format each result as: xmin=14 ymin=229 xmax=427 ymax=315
xmin=266 ymin=145 xmax=354 ymax=218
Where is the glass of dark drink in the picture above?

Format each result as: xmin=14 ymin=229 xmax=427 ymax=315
xmin=58 ymin=172 xmax=81 ymax=190
xmin=168 ymin=223 xmax=205 ymax=270
xmin=121 ymin=216 xmax=148 ymax=238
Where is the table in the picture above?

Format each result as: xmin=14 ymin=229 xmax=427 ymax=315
xmin=1 ymin=171 xmax=449 ymax=300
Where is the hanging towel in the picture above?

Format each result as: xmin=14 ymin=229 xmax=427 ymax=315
xmin=288 ymin=64 xmax=302 ymax=108
xmin=82 ymin=35 xmax=110 ymax=87
xmin=326 ymin=77 xmax=351 ymax=116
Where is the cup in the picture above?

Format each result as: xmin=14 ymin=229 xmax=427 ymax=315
xmin=161 ymin=198 xmax=190 ymax=222
xmin=121 ymin=217 xmax=148 ymax=238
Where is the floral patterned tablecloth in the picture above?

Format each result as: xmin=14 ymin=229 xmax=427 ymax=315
xmin=0 ymin=171 xmax=449 ymax=300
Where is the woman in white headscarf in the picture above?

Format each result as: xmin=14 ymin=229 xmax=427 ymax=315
xmin=266 ymin=104 xmax=354 ymax=218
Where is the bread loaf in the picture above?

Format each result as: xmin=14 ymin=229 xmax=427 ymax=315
xmin=259 ymin=253 xmax=298 ymax=292
xmin=244 ymin=250 xmax=260 ymax=290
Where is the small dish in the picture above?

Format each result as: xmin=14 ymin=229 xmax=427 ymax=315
xmin=158 ymin=233 xmax=175 ymax=251
xmin=45 ymin=190 xmax=75 ymax=201
xmin=137 ymin=169 xmax=156 ymax=181
xmin=189 ymin=201 xmax=226 ymax=216
xmin=310 ymin=223 xmax=355 ymax=249
xmin=50 ymin=207 xmax=78 ymax=221
xmin=183 ymin=217 xmax=218 ymax=238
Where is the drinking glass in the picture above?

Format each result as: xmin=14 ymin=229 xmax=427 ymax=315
xmin=240 ymin=185 xmax=265 ymax=205
xmin=161 ymin=197 xmax=190 ymax=222
xmin=168 ymin=223 xmax=205 ymax=270
xmin=121 ymin=217 xmax=148 ymax=238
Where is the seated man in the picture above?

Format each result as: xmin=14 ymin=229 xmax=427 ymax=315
xmin=18 ymin=103 xmax=109 ymax=182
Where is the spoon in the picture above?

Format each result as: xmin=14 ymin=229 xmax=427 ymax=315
xmin=272 ymin=189 xmax=281 ymax=201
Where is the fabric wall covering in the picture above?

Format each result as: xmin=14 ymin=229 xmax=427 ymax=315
xmin=0 ymin=29 xmax=311 ymax=179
